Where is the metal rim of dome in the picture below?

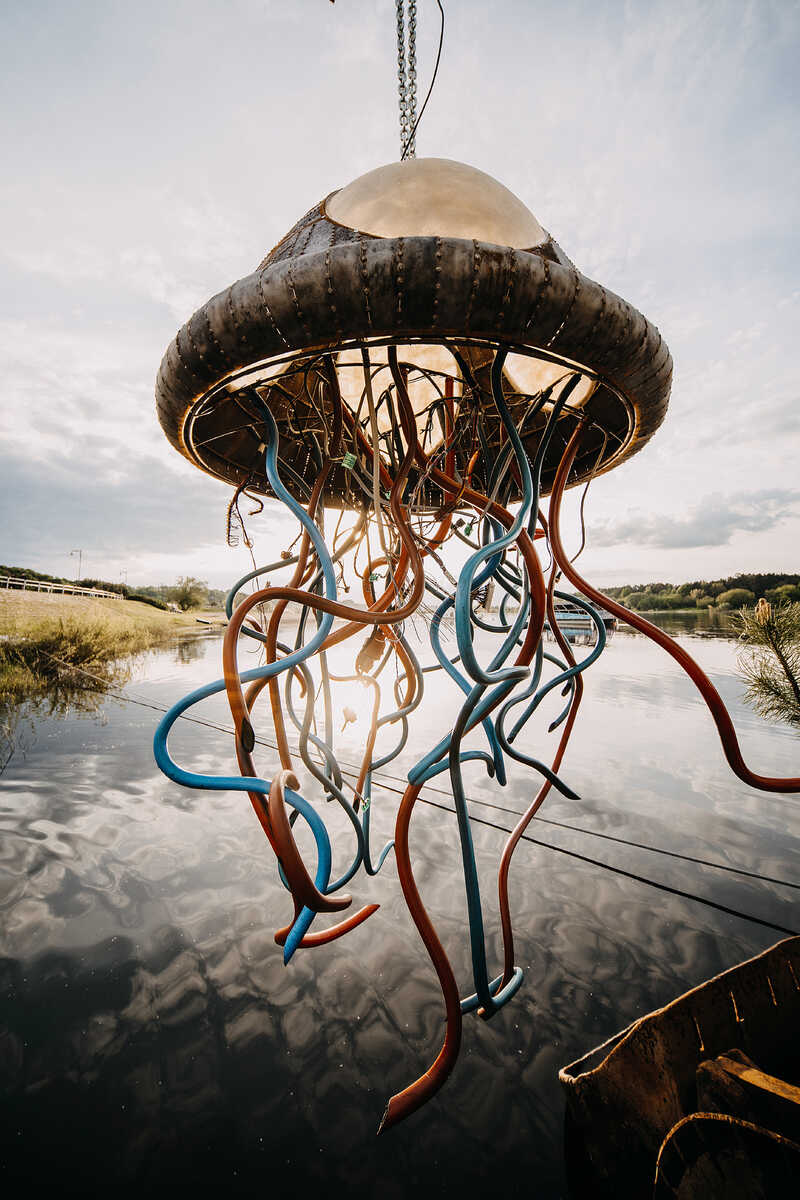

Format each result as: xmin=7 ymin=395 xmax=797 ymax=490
xmin=156 ymin=223 xmax=671 ymax=507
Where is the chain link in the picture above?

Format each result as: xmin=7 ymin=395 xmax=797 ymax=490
xmin=406 ymin=2 xmax=417 ymax=157
xmin=396 ymin=1 xmax=417 ymax=159
xmin=396 ymin=0 xmax=408 ymax=155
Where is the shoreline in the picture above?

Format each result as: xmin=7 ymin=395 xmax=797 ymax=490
xmin=0 ymin=591 xmax=223 ymax=702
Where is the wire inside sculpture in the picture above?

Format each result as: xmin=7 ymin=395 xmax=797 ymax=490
xmin=154 ymin=339 xmax=800 ymax=1132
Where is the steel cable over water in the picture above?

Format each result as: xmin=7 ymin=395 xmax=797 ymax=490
xmin=47 ymin=648 xmax=800 ymax=909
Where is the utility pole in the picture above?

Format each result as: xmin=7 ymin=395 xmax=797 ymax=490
xmin=70 ymin=549 xmax=82 ymax=582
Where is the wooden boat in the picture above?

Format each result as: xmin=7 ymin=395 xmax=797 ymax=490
xmin=559 ymin=936 xmax=800 ymax=1198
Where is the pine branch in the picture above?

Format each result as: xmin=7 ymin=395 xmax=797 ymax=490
xmin=734 ymin=601 xmax=800 ymax=729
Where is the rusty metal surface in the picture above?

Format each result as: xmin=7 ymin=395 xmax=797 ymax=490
xmin=256 ymin=191 xmax=569 ymax=271
xmin=156 ymin=203 xmax=672 ymax=504
xmin=653 ymin=1113 xmax=800 ymax=1199
xmin=697 ymin=1048 xmax=800 ymax=1143
xmin=559 ymin=936 xmax=800 ymax=1197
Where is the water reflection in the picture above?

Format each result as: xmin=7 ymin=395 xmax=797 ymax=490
xmin=172 ymin=635 xmax=213 ymax=665
xmin=0 ymin=623 xmax=797 ymax=1196
xmin=623 ymin=606 xmax=737 ymax=639
xmin=1 ymin=676 xmax=113 ymax=775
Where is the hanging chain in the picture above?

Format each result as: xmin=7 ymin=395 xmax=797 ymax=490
xmin=396 ymin=1 xmax=417 ymax=159
xmin=406 ymin=2 xmax=417 ymax=157
xmin=396 ymin=0 xmax=407 ymax=157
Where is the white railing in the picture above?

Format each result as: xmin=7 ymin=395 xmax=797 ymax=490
xmin=0 ymin=576 xmax=122 ymax=599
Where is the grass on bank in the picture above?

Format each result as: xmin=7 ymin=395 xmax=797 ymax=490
xmin=0 ymin=591 xmax=212 ymax=701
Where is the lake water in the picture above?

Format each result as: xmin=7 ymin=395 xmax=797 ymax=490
xmin=1 ymin=612 xmax=798 ymax=1197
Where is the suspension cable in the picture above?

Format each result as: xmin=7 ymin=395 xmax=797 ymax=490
xmin=416 ymin=796 xmax=798 ymax=938
xmin=406 ymin=2 xmax=417 ymax=157
xmin=396 ymin=1 xmax=445 ymax=160
xmin=36 ymin=648 xmax=800 ymax=935
xmin=396 ymin=0 xmax=409 ymax=158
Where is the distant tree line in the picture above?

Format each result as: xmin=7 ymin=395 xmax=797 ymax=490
xmin=134 ymin=579 xmax=227 ymax=610
xmin=1 ymin=566 xmax=225 ymax=611
xmin=603 ymin=572 xmax=800 ymax=612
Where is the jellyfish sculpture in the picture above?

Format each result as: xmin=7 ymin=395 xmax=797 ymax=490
xmin=154 ymin=158 xmax=799 ymax=1129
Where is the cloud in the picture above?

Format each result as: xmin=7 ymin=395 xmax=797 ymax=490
xmin=588 ymin=489 xmax=800 ymax=550
xmin=1 ymin=0 xmax=798 ymax=591
xmin=0 ymin=315 xmax=164 ymax=465
xmin=0 ymin=446 xmax=288 ymax=586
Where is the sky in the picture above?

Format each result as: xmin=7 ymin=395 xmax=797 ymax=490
xmin=1 ymin=0 xmax=798 ymax=589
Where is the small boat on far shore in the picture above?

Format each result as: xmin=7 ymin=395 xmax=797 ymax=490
xmin=544 ymin=599 xmax=617 ymax=644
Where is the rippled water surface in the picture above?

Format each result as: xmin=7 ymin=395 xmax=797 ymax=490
xmin=1 ymin=615 xmax=798 ymax=1197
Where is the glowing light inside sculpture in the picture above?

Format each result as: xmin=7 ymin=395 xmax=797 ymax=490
xmin=153 ymin=159 xmax=799 ymax=1130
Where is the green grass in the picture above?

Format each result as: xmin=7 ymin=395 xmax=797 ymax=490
xmin=0 ymin=591 xmax=212 ymax=702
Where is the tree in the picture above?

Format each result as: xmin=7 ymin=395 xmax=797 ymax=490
xmin=716 ymin=587 xmax=756 ymax=609
xmin=734 ymin=600 xmax=800 ymax=729
xmin=766 ymin=584 xmax=800 ymax=604
xmin=627 ymin=591 xmax=659 ymax=610
xmin=169 ymin=576 xmax=208 ymax=611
